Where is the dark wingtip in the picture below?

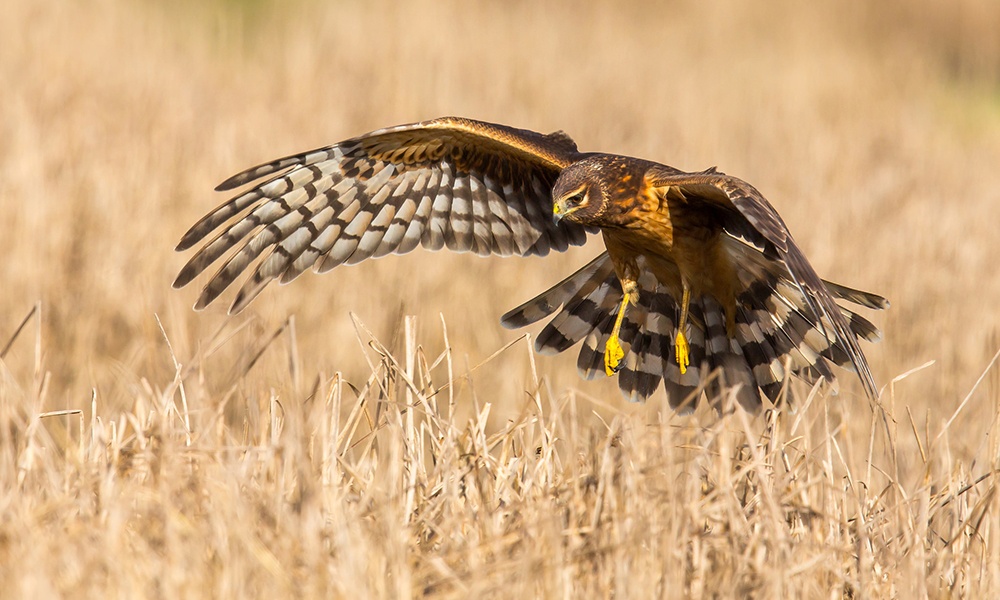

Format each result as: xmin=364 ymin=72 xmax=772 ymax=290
xmin=228 ymin=291 xmax=250 ymax=316
xmin=193 ymin=283 xmax=227 ymax=312
xmin=498 ymin=312 xmax=523 ymax=329
xmin=175 ymin=231 xmax=202 ymax=252
xmin=215 ymin=173 xmax=249 ymax=192
xmin=859 ymin=291 xmax=891 ymax=311
xmin=172 ymin=265 xmax=198 ymax=289
xmin=824 ymin=280 xmax=890 ymax=311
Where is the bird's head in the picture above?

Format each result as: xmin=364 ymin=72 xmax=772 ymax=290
xmin=551 ymin=158 xmax=609 ymax=225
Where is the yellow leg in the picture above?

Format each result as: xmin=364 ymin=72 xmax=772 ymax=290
xmin=675 ymin=284 xmax=691 ymax=375
xmin=604 ymin=292 xmax=631 ymax=376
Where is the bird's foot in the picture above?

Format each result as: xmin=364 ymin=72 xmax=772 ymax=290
xmin=604 ymin=334 xmax=625 ymax=376
xmin=675 ymin=331 xmax=690 ymax=375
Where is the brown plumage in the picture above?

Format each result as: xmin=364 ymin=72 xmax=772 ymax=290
xmin=174 ymin=116 xmax=888 ymax=408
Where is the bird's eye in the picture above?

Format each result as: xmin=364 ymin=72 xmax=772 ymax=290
xmin=566 ymin=192 xmax=586 ymax=207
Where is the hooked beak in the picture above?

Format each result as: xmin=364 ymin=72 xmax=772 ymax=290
xmin=553 ymin=201 xmax=565 ymax=224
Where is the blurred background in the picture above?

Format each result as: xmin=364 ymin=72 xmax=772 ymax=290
xmin=3 ymin=0 xmax=1000 ymax=440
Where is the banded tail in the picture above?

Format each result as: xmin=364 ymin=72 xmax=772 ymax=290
xmin=500 ymin=244 xmax=887 ymax=410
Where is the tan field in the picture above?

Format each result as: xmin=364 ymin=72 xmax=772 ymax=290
xmin=3 ymin=0 xmax=1000 ymax=597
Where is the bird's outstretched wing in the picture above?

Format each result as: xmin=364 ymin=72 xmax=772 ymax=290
xmin=645 ymin=167 xmax=888 ymax=399
xmin=174 ymin=116 xmax=591 ymax=313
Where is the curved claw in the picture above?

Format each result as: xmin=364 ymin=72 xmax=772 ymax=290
xmin=604 ymin=335 xmax=625 ymax=376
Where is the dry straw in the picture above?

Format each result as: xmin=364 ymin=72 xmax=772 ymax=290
xmin=3 ymin=0 xmax=1000 ymax=597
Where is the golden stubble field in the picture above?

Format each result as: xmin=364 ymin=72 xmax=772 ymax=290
xmin=2 ymin=0 xmax=1000 ymax=597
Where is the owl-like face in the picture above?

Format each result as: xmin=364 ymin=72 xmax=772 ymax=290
xmin=551 ymin=161 xmax=607 ymax=225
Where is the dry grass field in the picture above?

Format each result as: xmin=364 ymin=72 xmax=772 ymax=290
xmin=3 ymin=0 xmax=1000 ymax=597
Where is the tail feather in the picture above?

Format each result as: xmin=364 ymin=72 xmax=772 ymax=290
xmin=735 ymin=307 xmax=786 ymax=388
xmin=534 ymin=271 xmax=619 ymax=355
xmin=756 ymin=279 xmax=877 ymax=373
xmin=502 ymin=246 xmax=885 ymax=408
xmin=577 ymin=312 xmax=617 ymax=381
xmin=761 ymin=296 xmax=838 ymax=383
xmin=650 ymin=292 xmax=701 ymax=410
xmin=616 ymin=314 xmax=663 ymax=403
xmin=615 ymin=272 xmax=701 ymax=403
xmin=500 ymin=253 xmax=615 ymax=329
xmin=700 ymin=296 xmax=760 ymax=410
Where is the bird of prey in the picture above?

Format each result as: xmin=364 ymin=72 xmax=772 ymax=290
xmin=174 ymin=116 xmax=887 ymax=409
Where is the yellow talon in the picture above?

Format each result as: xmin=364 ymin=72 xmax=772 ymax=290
xmin=604 ymin=334 xmax=625 ymax=376
xmin=674 ymin=282 xmax=691 ymax=375
xmin=604 ymin=290 xmax=632 ymax=376
xmin=675 ymin=330 xmax=690 ymax=375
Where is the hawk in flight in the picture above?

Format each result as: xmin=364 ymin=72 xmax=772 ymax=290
xmin=174 ymin=117 xmax=887 ymax=409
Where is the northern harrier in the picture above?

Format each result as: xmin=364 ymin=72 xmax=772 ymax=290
xmin=174 ymin=117 xmax=887 ymax=409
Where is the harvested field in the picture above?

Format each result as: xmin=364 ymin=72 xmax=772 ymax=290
xmin=2 ymin=0 xmax=999 ymax=596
